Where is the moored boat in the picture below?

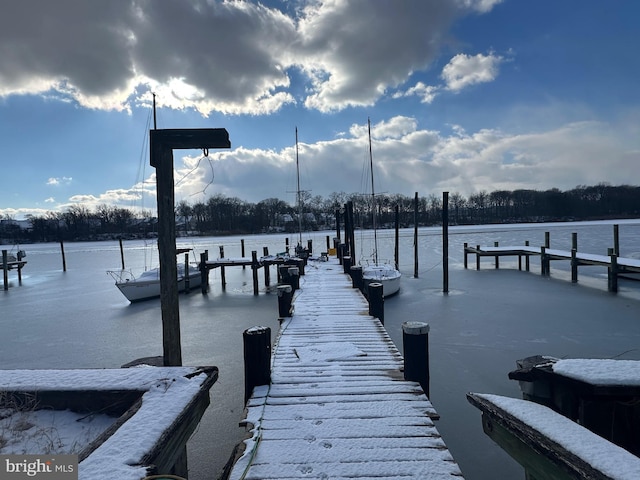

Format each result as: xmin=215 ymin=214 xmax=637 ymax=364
xmin=362 ymin=261 xmax=401 ymax=297
xmin=109 ymin=262 xmax=202 ymax=302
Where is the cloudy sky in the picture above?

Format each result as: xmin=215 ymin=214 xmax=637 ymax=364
xmin=1 ymin=0 xmax=639 ymax=220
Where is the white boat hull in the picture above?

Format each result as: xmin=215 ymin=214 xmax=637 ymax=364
xmin=362 ymin=264 xmax=401 ymax=297
xmin=114 ymin=267 xmax=202 ymax=302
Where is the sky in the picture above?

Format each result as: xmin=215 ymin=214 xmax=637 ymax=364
xmin=1 ymin=0 xmax=639 ymax=220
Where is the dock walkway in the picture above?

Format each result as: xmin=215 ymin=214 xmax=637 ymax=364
xmin=464 ymin=243 xmax=640 ymax=292
xmin=228 ymin=259 xmax=462 ymax=479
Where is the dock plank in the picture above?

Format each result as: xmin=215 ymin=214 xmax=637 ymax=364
xmin=228 ymin=259 xmax=463 ymax=479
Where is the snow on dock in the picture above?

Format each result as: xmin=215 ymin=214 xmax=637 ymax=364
xmin=228 ymin=258 xmax=463 ymax=479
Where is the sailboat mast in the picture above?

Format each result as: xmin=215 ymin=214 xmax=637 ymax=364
xmin=368 ymin=118 xmax=378 ymax=265
xmin=295 ymin=127 xmax=302 ymax=246
xmin=152 ymin=93 xmax=157 ymax=130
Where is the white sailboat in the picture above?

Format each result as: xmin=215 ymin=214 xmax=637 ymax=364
xmin=107 ymin=94 xmax=202 ymax=302
xmin=361 ymin=118 xmax=401 ymax=297
xmin=109 ymin=248 xmax=202 ymax=302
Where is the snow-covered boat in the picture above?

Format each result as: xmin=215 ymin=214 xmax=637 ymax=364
xmin=108 ymin=257 xmax=202 ymax=302
xmin=360 ymin=118 xmax=401 ymax=298
xmin=362 ymin=261 xmax=401 ymax=297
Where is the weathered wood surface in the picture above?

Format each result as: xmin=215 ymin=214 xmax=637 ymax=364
xmin=0 ymin=366 xmax=218 ymax=479
xmin=229 ymin=259 xmax=462 ymax=480
xmin=467 ymin=393 xmax=640 ymax=480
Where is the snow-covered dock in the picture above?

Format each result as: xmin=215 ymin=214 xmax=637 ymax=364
xmin=463 ymin=242 xmax=640 ymax=292
xmin=200 ymin=249 xmax=305 ymax=295
xmin=228 ymin=258 xmax=463 ymax=479
xmin=0 ymin=366 xmax=218 ymax=479
xmin=467 ymin=393 xmax=640 ymax=480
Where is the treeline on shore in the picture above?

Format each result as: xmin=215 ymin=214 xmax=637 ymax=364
xmin=2 ymin=183 xmax=639 ymax=243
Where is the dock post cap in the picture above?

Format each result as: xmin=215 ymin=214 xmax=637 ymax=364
xmin=277 ymin=284 xmax=292 ymax=295
xmin=402 ymin=321 xmax=430 ymax=335
xmin=369 ymin=282 xmax=383 ymax=287
xmin=245 ymin=325 xmax=270 ymax=335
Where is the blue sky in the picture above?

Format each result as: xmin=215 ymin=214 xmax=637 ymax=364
xmin=1 ymin=0 xmax=639 ymax=220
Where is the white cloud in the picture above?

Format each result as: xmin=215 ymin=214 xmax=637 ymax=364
xmin=0 ymin=0 xmax=494 ymax=115
xmin=441 ymin=53 xmax=503 ymax=92
xmin=47 ymin=177 xmax=73 ymax=186
xmin=394 ymin=82 xmax=440 ymax=104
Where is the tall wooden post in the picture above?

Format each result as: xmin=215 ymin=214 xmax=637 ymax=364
xmin=414 ymin=192 xmax=419 ymax=278
xmin=442 ymin=191 xmax=449 ymax=293
xmin=2 ymin=250 xmax=7 ymax=291
xmin=119 ymin=238 xmax=125 ymax=269
xmin=151 ymin=128 xmax=230 ymax=366
xmin=394 ymin=205 xmax=399 ymax=270
xmin=348 ymin=201 xmax=356 ymax=261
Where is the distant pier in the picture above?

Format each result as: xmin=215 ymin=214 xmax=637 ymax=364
xmin=463 ymin=225 xmax=640 ymax=292
xmin=226 ymin=257 xmax=462 ymax=479
xmin=2 ymin=249 xmax=27 ymax=290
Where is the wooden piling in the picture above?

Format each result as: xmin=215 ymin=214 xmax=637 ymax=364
xmin=219 ymin=246 xmax=226 ymax=289
xmin=243 ymin=326 xmax=271 ymax=403
xmin=571 ymin=233 xmax=578 ymax=283
xmin=16 ymin=250 xmax=23 ymax=285
xmin=60 ymin=241 xmax=67 ymax=272
xmin=348 ymin=201 xmax=356 ymax=260
xmin=119 ymin=238 xmax=125 ymax=269
xmin=150 ymin=126 xmax=230 ymax=368
xmin=252 ymin=251 xmax=259 ymax=295
xmin=525 ymin=241 xmax=530 ymax=271
xmin=263 ymin=247 xmax=270 ymax=286
xmin=464 ymin=243 xmax=468 ymax=269
xmin=402 ymin=321 xmax=430 ymax=397
xmin=241 ymin=239 xmax=246 ymax=269
xmin=288 ymin=267 xmax=300 ymax=291
xmin=350 ymin=265 xmax=363 ymax=292
xmin=184 ymin=253 xmax=190 ymax=292
xmin=414 ymin=192 xmax=419 ymax=278
xmin=494 ymin=241 xmax=499 ymax=269
xmin=394 ymin=204 xmax=400 ymax=270
xmin=368 ymin=282 xmax=384 ymax=325
xmin=545 ymin=231 xmax=550 ymax=249
xmin=343 ymin=256 xmax=352 ymax=275
xmin=277 ymin=285 xmax=293 ymax=318
xmin=476 ymin=245 xmax=481 ymax=270
xmin=613 ymin=224 xmax=620 ymax=256
xmin=2 ymin=250 xmax=7 ymax=291
xmin=442 ymin=191 xmax=449 ymax=293
xmin=200 ymin=251 xmax=208 ymax=294
xmin=541 ymin=246 xmax=549 ymax=276
xmin=608 ymin=248 xmax=618 ymax=292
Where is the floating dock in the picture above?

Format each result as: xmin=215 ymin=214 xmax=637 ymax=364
xmin=228 ymin=258 xmax=462 ymax=479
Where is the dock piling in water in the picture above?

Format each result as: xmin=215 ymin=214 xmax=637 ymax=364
xmin=243 ymin=326 xmax=271 ymax=403
xmin=368 ymin=282 xmax=384 ymax=325
xmin=403 ymin=321 xmax=430 ymax=397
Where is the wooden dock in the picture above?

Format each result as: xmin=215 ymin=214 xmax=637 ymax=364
xmin=227 ymin=258 xmax=463 ymax=479
xmin=2 ymin=249 xmax=27 ymax=290
xmin=199 ymin=248 xmax=305 ymax=295
xmin=464 ymin=243 xmax=640 ymax=292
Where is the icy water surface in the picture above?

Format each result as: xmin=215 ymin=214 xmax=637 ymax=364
xmin=2 ymin=219 xmax=640 ymax=479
